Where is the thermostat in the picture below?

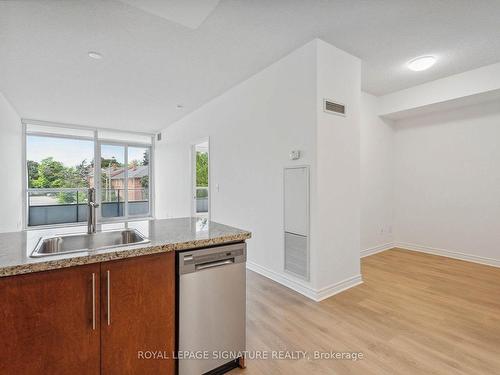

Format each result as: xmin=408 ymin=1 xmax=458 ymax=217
xmin=289 ymin=150 xmax=301 ymax=160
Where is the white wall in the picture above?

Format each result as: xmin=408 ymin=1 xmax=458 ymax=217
xmin=312 ymin=40 xmax=361 ymax=290
xmin=393 ymin=100 xmax=500 ymax=266
xmin=156 ymin=39 xmax=362 ymax=300
xmin=379 ymin=62 xmax=500 ymax=118
xmin=360 ymin=92 xmax=395 ymax=255
xmin=156 ymin=40 xmax=318 ymax=291
xmin=0 ymin=92 xmax=23 ymax=233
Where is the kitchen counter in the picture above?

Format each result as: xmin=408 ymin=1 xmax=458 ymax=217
xmin=0 ymin=217 xmax=251 ymax=277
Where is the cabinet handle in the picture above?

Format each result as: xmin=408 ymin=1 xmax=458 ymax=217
xmin=92 ymin=273 xmax=96 ymax=330
xmin=106 ymin=270 xmax=111 ymax=326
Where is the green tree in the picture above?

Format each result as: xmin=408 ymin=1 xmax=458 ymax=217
xmin=27 ymin=160 xmax=39 ymax=188
xmin=31 ymin=157 xmax=67 ymax=188
xmin=101 ymin=156 xmax=121 ymax=169
xmin=75 ymin=159 xmax=92 ymax=187
xmin=29 ymin=157 xmax=90 ymax=204
xmin=196 ymin=152 xmax=208 ymax=187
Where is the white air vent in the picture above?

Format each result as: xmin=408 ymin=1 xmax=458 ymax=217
xmin=285 ymin=232 xmax=309 ymax=279
xmin=324 ymin=99 xmax=346 ymax=116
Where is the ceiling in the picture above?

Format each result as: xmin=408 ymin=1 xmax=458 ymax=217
xmin=118 ymin=0 xmax=220 ymax=29
xmin=1 ymin=0 xmax=500 ymax=132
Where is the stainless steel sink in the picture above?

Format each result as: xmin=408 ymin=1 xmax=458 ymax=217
xmin=31 ymin=229 xmax=150 ymax=258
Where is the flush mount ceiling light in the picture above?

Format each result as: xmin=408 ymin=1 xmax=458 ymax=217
xmin=407 ymin=55 xmax=436 ymax=71
xmin=88 ymin=51 xmax=103 ymax=60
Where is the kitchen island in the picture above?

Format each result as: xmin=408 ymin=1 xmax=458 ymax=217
xmin=0 ymin=217 xmax=251 ymax=375
xmin=0 ymin=217 xmax=251 ymax=277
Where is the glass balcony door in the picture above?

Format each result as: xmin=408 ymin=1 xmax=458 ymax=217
xmin=100 ymin=144 xmax=126 ymax=219
xmin=191 ymin=140 xmax=209 ymax=219
xmin=98 ymin=143 xmax=152 ymax=221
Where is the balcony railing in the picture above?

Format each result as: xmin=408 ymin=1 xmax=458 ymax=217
xmin=196 ymin=186 xmax=208 ymax=213
xmin=28 ymin=188 xmax=149 ymax=226
xmin=101 ymin=188 xmax=149 ymax=218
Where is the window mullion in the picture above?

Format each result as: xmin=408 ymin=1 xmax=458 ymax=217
xmin=124 ymin=144 xmax=129 ymax=219
xmin=94 ymin=133 xmax=102 ymax=224
xmin=148 ymin=142 xmax=153 ymax=218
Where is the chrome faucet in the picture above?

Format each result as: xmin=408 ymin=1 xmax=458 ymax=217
xmin=87 ymin=188 xmax=100 ymax=234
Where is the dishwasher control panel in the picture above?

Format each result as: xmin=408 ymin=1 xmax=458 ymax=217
xmin=179 ymin=242 xmax=246 ymax=275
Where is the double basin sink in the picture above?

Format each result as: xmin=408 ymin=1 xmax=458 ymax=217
xmin=31 ymin=229 xmax=150 ymax=258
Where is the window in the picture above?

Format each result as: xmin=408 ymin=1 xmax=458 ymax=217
xmin=99 ymin=144 xmax=151 ymax=219
xmin=26 ymin=135 xmax=94 ymax=226
xmin=24 ymin=121 xmax=154 ymax=227
xmin=100 ymin=144 xmax=125 ymax=218
xmin=127 ymin=146 xmax=150 ymax=216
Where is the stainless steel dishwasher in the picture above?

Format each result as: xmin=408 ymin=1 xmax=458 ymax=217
xmin=178 ymin=242 xmax=246 ymax=375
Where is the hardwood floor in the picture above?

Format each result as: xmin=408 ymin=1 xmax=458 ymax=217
xmin=230 ymin=249 xmax=500 ymax=374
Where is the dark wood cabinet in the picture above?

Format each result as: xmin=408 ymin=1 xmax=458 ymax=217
xmin=101 ymin=252 xmax=175 ymax=375
xmin=0 ymin=263 xmax=101 ymax=375
xmin=0 ymin=252 xmax=175 ymax=375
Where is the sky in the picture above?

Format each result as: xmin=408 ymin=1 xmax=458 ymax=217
xmin=27 ymin=136 xmax=148 ymax=167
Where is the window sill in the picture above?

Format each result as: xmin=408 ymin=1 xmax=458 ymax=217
xmin=25 ymin=216 xmax=155 ymax=232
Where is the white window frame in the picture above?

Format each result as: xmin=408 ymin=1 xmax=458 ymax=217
xmin=22 ymin=119 xmax=155 ymax=229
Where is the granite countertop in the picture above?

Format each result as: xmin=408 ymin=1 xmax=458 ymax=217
xmin=0 ymin=218 xmax=251 ymax=278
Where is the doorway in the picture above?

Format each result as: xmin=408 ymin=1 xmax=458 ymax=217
xmin=191 ymin=140 xmax=209 ymax=219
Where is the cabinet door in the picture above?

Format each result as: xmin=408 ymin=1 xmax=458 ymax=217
xmin=101 ymin=252 xmax=175 ymax=375
xmin=0 ymin=264 xmax=101 ymax=375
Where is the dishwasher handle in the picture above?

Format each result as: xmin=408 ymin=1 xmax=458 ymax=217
xmin=195 ymin=258 xmax=234 ymax=271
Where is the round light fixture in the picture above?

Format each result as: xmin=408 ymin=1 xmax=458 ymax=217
xmin=88 ymin=51 xmax=103 ymax=60
xmin=407 ymin=55 xmax=436 ymax=71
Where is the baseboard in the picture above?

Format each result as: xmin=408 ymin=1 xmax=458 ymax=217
xmin=314 ymin=274 xmax=363 ymax=301
xmin=246 ymin=261 xmax=318 ymax=300
xmin=395 ymin=242 xmax=500 ymax=268
xmin=360 ymin=243 xmax=395 ymax=258
xmin=248 ymin=244 xmax=499 ymax=303
xmin=246 ymin=261 xmax=362 ymax=302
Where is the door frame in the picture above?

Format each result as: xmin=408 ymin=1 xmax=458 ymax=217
xmin=190 ymin=137 xmax=211 ymax=220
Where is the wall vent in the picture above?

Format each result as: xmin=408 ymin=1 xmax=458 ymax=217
xmin=323 ymin=99 xmax=346 ymax=116
xmin=284 ymin=232 xmax=309 ymax=280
